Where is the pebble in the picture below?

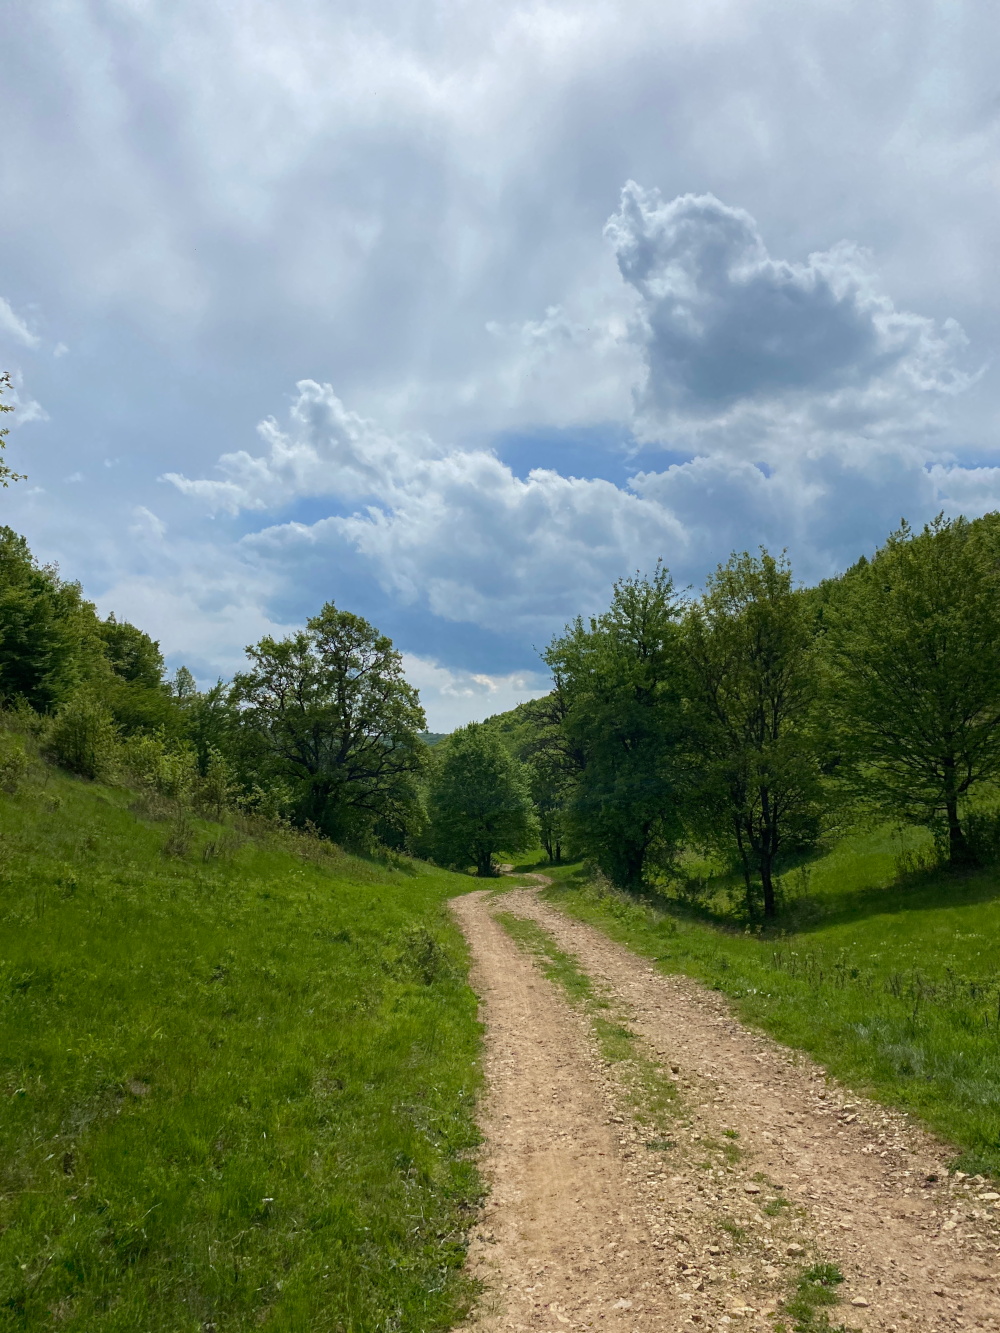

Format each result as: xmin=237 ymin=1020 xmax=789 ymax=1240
xmin=786 ymin=1244 xmax=806 ymax=1256
xmin=852 ymin=1297 xmax=870 ymax=1307
xmin=743 ymin=1184 xmax=761 ymax=1194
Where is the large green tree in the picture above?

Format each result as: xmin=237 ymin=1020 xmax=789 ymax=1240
xmin=544 ymin=565 xmax=689 ymax=890
xmin=826 ymin=515 xmax=1000 ymax=867
xmin=428 ymin=723 xmax=536 ymax=876
xmin=686 ymin=550 xmax=821 ymax=919
xmin=95 ymin=614 xmax=182 ymax=736
xmin=232 ymin=602 xmax=426 ymax=844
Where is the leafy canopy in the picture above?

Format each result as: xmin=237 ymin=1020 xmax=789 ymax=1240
xmin=232 ymin=602 xmax=426 ymax=846
xmin=827 ymin=514 xmax=1000 ymax=866
xmin=544 ymin=564 xmax=690 ymax=889
xmin=685 ymin=549 xmax=821 ymax=918
xmin=428 ymin=722 xmax=535 ymax=876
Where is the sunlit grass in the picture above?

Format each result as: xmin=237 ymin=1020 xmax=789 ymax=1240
xmin=0 ymin=764 xmax=481 ymax=1330
xmin=542 ymin=827 xmax=1000 ymax=1177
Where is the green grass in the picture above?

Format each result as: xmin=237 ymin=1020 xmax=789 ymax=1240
xmin=779 ymin=1262 xmax=847 ymax=1333
xmin=0 ymin=763 xmax=481 ymax=1330
xmin=541 ymin=831 xmax=1000 ymax=1177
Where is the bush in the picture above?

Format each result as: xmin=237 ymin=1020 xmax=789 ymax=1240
xmin=194 ymin=746 xmax=234 ymax=821
xmin=48 ymin=695 xmax=118 ymax=780
xmin=120 ymin=733 xmax=197 ymax=803
xmin=962 ymin=807 xmax=1000 ymax=866
xmin=0 ymin=733 xmax=28 ymax=794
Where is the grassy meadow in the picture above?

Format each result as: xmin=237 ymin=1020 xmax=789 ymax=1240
xmin=528 ymin=826 xmax=1000 ymax=1177
xmin=0 ymin=754 xmax=481 ymax=1330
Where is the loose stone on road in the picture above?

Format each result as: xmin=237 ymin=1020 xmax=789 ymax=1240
xmin=451 ymin=882 xmax=1000 ymax=1332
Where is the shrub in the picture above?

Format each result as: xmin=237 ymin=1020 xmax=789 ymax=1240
xmin=48 ymin=695 xmax=117 ymax=780
xmin=0 ymin=733 xmax=28 ymax=793
xmin=120 ymin=733 xmax=197 ymax=803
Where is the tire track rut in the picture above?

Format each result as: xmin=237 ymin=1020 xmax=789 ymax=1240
xmin=451 ymin=883 xmax=1000 ymax=1332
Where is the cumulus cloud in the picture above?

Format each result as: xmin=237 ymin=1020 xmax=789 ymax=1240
xmin=186 ymin=380 xmax=685 ymax=635
xmin=606 ymin=184 xmax=973 ymax=446
xmin=401 ymin=655 xmax=549 ymax=732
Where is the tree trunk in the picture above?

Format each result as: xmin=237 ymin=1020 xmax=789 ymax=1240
xmin=760 ymin=857 xmax=776 ymax=919
xmin=476 ymin=853 xmax=495 ymax=877
xmin=945 ymin=795 xmax=976 ymax=869
xmin=734 ymin=821 xmax=756 ymax=921
xmin=760 ymin=786 xmax=777 ymax=918
xmin=622 ymin=841 xmax=646 ymax=891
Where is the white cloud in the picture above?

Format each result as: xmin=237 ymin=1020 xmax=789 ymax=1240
xmin=169 ymin=379 xmax=687 ymax=634
xmin=0 ymin=296 xmax=40 ymax=349
xmin=129 ymin=505 xmax=167 ymax=541
xmin=401 ymin=654 xmax=549 ymax=732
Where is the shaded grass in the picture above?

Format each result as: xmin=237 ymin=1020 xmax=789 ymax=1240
xmin=0 ymin=765 xmax=481 ymax=1331
xmin=542 ymin=839 xmax=1000 ymax=1177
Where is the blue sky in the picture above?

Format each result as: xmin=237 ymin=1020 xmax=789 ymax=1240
xmin=2 ymin=0 xmax=999 ymax=729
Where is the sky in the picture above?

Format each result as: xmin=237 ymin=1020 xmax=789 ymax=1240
xmin=2 ymin=0 xmax=999 ymax=730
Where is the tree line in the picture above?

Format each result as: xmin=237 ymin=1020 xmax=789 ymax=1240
xmin=483 ymin=513 xmax=1000 ymax=915
xmin=3 ymin=507 xmax=1000 ymax=910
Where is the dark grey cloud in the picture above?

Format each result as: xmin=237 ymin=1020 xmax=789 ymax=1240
xmin=606 ymin=184 xmax=972 ymax=434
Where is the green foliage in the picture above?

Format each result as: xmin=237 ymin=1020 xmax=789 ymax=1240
xmin=47 ymin=693 xmax=118 ymax=780
xmin=686 ymin=550 xmax=822 ymax=918
xmin=482 ymin=695 xmax=578 ymax=863
xmin=544 ymin=564 xmax=690 ymax=889
xmin=0 ymin=731 xmax=28 ymax=793
xmin=784 ymin=1263 xmax=845 ymax=1331
xmin=0 ymin=753 xmax=481 ymax=1330
xmin=0 ymin=527 xmax=104 ymax=712
xmin=827 ymin=515 xmax=1000 ymax=866
xmin=98 ymin=614 xmax=166 ymax=688
xmin=428 ymin=722 xmax=536 ymax=875
xmin=0 ymin=371 xmax=25 ymax=488
xmin=233 ymin=602 xmax=426 ymax=847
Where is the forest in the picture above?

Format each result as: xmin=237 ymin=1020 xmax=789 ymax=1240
xmin=4 ymin=509 xmax=1000 ymax=923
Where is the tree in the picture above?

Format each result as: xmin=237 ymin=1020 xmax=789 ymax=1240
xmin=428 ymin=723 xmax=536 ymax=875
xmin=0 ymin=372 xmax=26 ymax=489
xmin=826 ymin=515 xmax=1000 ymax=868
xmin=544 ymin=565 xmax=689 ymax=890
xmin=98 ymin=615 xmax=166 ymax=688
xmin=482 ymin=695 xmax=578 ymax=863
xmin=232 ymin=602 xmax=426 ymax=845
xmin=94 ymin=614 xmax=184 ymax=736
xmin=686 ymin=550 xmax=821 ymax=919
xmin=0 ymin=527 xmax=104 ymax=711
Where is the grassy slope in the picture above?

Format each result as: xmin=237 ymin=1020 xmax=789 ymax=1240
xmin=0 ymin=766 xmax=480 ymax=1331
xmin=530 ymin=826 xmax=1000 ymax=1177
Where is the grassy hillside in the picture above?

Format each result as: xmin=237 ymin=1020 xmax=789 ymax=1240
xmin=0 ymin=740 xmax=481 ymax=1330
xmin=533 ymin=828 xmax=1000 ymax=1177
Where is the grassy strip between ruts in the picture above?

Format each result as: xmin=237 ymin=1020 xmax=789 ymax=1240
xmin=493 ymin=908 xmax=851 ymax=1333
xmin=0 ymin=765 xmax=482 ymax=1332
xmin=493 ymin=910 xmax=679 ymax=1133
xmin=537 ymin=852 xmax=1000 ymax=1179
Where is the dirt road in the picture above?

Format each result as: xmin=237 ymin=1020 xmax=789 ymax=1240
xmin=450 ymin=883 xmax=1000 ymax=1333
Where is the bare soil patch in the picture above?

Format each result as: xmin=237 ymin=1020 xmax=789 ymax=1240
xmin=451 ymin=882 xmax=1000 ymax=1333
